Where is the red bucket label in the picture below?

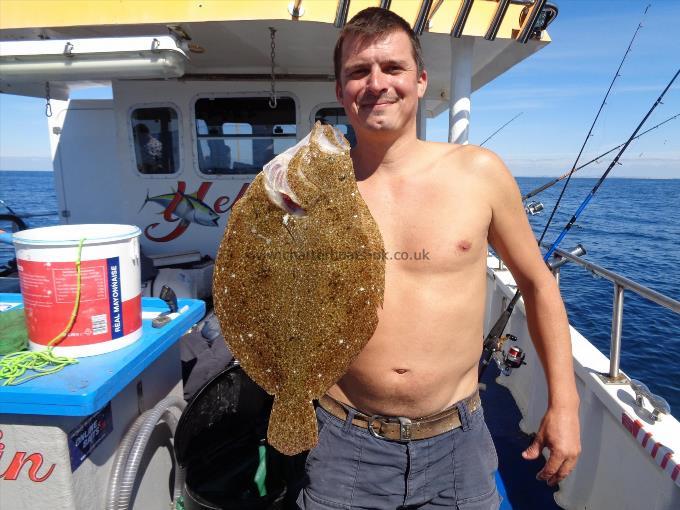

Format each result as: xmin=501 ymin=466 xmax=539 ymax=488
xmin=17 ymin=257 xmax=141 ymax=347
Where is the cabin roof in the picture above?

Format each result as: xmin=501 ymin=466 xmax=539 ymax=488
xmin=0 ymin=0 xmax=551 ymax=39
xmin=0 ymin=0 xmax=556 ymax=115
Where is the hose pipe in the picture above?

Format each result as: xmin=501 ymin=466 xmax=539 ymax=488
xmin=107 ymin=396 xmax=187 ymax=510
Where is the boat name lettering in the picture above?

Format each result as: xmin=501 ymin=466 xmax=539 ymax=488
xmin=143 ymin=181 xmax=249 ymax=242
xmin=0 ymin=429 xmax=57 ymax=482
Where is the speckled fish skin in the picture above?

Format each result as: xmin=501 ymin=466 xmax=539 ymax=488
xmin=213 ymin=122 xmax=385 ymax=455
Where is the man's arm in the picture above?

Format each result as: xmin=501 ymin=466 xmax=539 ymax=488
xmin=473 ymin=147 xmax=581 ymax=486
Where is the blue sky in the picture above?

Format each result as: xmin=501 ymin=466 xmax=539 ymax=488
xmin=0 ymin=0 xmax=678 ymax=178
xmin=429 ymin=0 xmax=680 ymax=178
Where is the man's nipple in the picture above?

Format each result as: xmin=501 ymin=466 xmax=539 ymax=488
xmin=458 ymin=240 xmax=471 ymax=252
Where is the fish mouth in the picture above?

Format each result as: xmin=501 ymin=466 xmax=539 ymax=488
xmin=281 ymin=193 xmax=306 ymax=216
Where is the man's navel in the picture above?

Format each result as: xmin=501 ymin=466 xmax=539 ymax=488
xmin=394 ymin=368 xmax=409 ymax=375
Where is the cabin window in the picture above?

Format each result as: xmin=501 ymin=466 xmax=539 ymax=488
xmin=314 ymin=107 xmax=356 ymax=147
xmin=194 ymin=97 xmax=297 ymax=175
xmin=131 ymin=107 xmax=179 ymax=174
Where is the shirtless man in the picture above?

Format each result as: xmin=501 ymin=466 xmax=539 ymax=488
xmin=296 ymin=8 xmax=581 ymax=509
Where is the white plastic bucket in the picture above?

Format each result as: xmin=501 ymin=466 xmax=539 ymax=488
xmin=13 ymin=224 xmax=142 ymax=357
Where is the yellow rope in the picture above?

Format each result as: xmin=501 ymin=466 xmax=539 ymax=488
xmin=0 ymin=238 xmax=84 ymax=385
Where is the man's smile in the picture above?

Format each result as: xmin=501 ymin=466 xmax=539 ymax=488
xmin=359 ymin=96 xmax=399 ymax=108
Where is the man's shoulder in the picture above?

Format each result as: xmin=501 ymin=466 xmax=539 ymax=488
xmin=423 ymin=142 xmax=511 ymax=182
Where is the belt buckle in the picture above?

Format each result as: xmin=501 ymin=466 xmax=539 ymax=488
xmin=368 ymin=415 xmax=413 ymax=443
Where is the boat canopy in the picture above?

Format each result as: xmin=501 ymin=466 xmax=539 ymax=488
xmin=0 ymin=0 xmax=556 ymax=115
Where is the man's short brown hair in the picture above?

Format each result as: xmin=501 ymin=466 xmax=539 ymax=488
xmin=333 ymin=7 xmax=424 ymax=82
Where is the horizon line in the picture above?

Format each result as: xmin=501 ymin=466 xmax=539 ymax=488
xmin=1 ymin=168 xmax=678 ymax=180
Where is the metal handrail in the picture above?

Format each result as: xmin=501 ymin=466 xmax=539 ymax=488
xmin=541 ymin=243 xmax=680 ymax=381
xmin=334 ymin=0 xmax=350 ymax=28
xmin=544 ymin=244 xmax=680 ymax=313
xmin=517 ymin=0 xmax=547 ymax=43
xmin=485 ymin=0 xmax=512 ymax=41
xmin=451 ymin=0 xmax=474 ymax=38
xmin=414 ymin=0 xmax=434 ymax=36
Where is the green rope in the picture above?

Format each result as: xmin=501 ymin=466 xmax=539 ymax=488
xmin=174 ymin=496 xmax=185 ymax=510
xmin=254 ymin=443 xmax=268 ymax=497
xmin=0 ymin=238 xmax=84 ymax=386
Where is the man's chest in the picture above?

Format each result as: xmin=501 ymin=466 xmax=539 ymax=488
xmin=357 ymin=175 xmax=491 ymax=272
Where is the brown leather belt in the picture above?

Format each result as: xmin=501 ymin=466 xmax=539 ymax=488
xmin=318 ymin=391 xmax=481 ymax=442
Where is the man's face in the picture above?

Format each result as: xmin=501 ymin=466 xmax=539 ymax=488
xmin=336 ymin=30 xmax=427 ymax=137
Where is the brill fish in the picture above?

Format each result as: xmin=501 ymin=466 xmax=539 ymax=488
xmin=213 ymin=122 xmax=385 ymax=455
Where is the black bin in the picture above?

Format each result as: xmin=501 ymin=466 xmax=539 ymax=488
xmin=174 ymin=362 xmax=288 ymax=509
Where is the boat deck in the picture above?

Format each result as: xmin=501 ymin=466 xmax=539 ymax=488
xmin=480 ymin=366 xmax=560 ymax=510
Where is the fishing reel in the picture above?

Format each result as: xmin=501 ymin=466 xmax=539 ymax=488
xmin=484 ymin=334 xmax=526 ymax=376
xmin=524 ymin=201 xmax=544 ymax=215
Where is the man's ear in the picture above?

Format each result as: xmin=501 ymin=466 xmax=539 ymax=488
xmin=417 ymin=69 xmax=428 ymax=99
xmin=335 ymin=80 xmax=343 ymax=102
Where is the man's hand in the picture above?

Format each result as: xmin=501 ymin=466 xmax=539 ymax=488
xmin=522 ymin=406 xmax=581 ymax=486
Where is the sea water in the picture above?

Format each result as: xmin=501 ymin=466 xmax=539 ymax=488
xmin=521 ymin=177 xmax=680 ymax=414
xmin=1 ymin=171 xmax=679 ymax=413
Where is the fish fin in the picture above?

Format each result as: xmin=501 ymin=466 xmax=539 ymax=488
xmin=138 ymin=189 xmax=150 ymax=213
xmin=185 ymin=193 xmax=215 ymax=212
xmin=267 ymin=396 xmax=319 ymax=455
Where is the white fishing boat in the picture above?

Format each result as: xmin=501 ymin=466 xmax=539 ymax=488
xmin=1 ymin=1 xmax=678 ymax=509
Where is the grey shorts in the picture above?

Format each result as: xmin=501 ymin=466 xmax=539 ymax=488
xmin=296 ymin=395 xmax=501 ymax=510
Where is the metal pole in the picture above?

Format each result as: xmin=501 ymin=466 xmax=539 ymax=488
xmin=609 ymin=284 xmax=625 ymax=378
xmin=553 ymin=265 xmax=561 ymax=288
xmin=448 ymin=36 xmax=473 ymax=144
xmin=416 ymin=99 xmax=427 ymax=140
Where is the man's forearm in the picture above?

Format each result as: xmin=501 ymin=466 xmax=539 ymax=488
xmin=520 ymin=277 xmax=580 ymax=409
xmin=518 ymin=274 xmax=582 ymax=484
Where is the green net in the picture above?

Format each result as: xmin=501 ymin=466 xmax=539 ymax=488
xmin=0 ymin=308 xmax=29 ymax=355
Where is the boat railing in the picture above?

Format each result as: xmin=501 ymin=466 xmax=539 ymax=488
xmin=537 ymin=243 xmax=680 ymax=384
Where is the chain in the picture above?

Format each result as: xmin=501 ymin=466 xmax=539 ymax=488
xmin=45 ymin=82 xmax=52 ymax=118
xmin=269 ymin=27 xmax=277 ymax=109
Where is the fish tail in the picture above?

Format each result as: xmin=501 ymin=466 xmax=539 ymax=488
xmin=267 ymin=395 xmax=319 ymax=456
xmin=138 ymin=189 xmax=150 ymax=213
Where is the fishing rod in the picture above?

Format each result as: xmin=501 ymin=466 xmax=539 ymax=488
xmin=479 ymin=112 xmax=523 ymax=147
xmin=522 ymin=112 xmax=680 ymax=201
xmin=479 ymin=67 xmax=679 ymax=380
xmin=537 ymin=3 xmax=650 ymax=246
xmin=0 ymin=198 xmax=19 ymax=216
xmin=544 ymin=69 xmax=678 ymax=258
xmin=478 ymin=6 xmax=652 ymax=379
